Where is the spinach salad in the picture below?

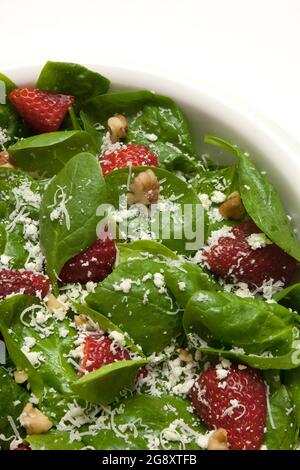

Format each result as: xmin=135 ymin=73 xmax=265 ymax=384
xmin=0 ymin=61 xmax=299 ymax=451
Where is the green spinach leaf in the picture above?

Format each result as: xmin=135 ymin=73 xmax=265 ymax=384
xmin=83 ymin=90 xmax=200 ymax=173
xmin=105 ymin=166 xmax=203 ymax=254
xmin=205 ymin=135 xmax=300 ymax=261
xmin=0 ymin=366 xmax=29 ymax=449
xmin=8 ymin=130 xmax=96 ymax=177
xmin=274 ymin=282 xmax=300 ymax=312
xmin=86 ymin=258 xmax=184 ymax=355
xmin=39 ymin=152 xmax=107 ymax=290
xmin=265 ymin=385 xmax=298 ymax=450
xmin=184 ymin=290 xmax=300 ymax=369
xmin=36 ymin=61 xmax=110 ymax=105
xmin=0 ymin=295 xmax=77 ymax=398
xmin=284 ymin=367 xmax=300 ymax=427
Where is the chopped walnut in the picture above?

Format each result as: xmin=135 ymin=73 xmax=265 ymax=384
xmin=46 ymin=294 xmax=65 ymax=314
xmin=107 ymin=114 xmax=128 ymax=143
xmin=219 ymin=191 xmax=244 ymax=220
xmin=14 ymin=370 xmax=28 ymax=384
xmin=207 ymin=428 xmax=229 ymax=450
xmin=127 ymin=169 xmax=160 ymax=206
xmin=74 ymin=314 xmax=93 ymax=331
xmin=0 ymin=151 xmax=15 ymax=168
xmin=178 ymin=348 xmax=194 ymax=363
xmin=20 ymin=403 xmax=53 ymax=435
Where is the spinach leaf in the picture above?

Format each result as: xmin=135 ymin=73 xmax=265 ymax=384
xmin=262 ymin=370 xmax=281 ymax=394
xmin=8 ymin=130 xmax=96 ymax=177
xmin=72 ymin=359 xmax=147 ymax=405
xmin=0 ymin=295 xmax=77 ymax=398
xmin=0 ymin=73 xmax=29 ymax=148
xmin=83 ymin=90 xmax=199 ymax=172
xmin=80 ymin=111 xmax=102 ymax=151
xmin=284 ymin=367 xmax=300 ymax=427
xmin=274 ymin=282 xmax=300 ymax=312
xmin=0 ymin=366 xmax=29 ymax=450
xmin=36 ymin=61 xmax=110 ymax=105
xmin=265 ymin=385 xmax=298 ymax=450
xmin=84 ymin=394 xmax=206 ymax=450
xmin=105 ymin=166 xmax=203 ymax=254
xmin=117 ymin=240 xmax=178 ymax=264
xmin=28 ymin=430 xmax=83 ymax=450
xmin=191 ymin=165 xmax=237 ymax=197
xmin=0 ymin=223 xmax=27 ymax=268
xmin=86 ymin=258 xmax=184 ymax=355
xmin=184 ymin=290 xmax=300 ymax=369
xmin=164 ymin=262 xmax=218 ymax=307
xmin=39 ymin=152 xmax=107 ymax=290
xmin=205 ymin=135 xmax=300 ymax=261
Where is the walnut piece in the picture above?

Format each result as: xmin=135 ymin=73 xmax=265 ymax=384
xmin=74 ymin=314 xmax=94 ymax=331
xmin=178 ymin=348 xmax=194 ymax=363
xmin=219 ymin=191 xmax=244 ymax=220
xmin=107 ymin=114 xmax=128 ymax=143
xmin=46 ymin=294 xmax=65 ymax=314
xmin=0 ymin=151 xmax=15 ymax=168
xmin=127 ymin=169 xmax=160 ymax=206
xmin=20 ymin=403 xmax=53 ymax=435
xmin=207 ymin=428 xmax=229 ymax=450
xmin=14 ymin=370 xmax=28 ymax=384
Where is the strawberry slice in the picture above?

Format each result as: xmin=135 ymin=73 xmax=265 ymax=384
xmin=80 ymin=333 xmax=130 ymax=376
xmin=14 ymin=444 xmax=31 ymax=450
xmin=191 ymin=362 xmax=267 ymax=450
xmin=202 ymin=220 xmax=297 ymax=287
xmin=101 ymin=144 xmax=159 ymax=176
xmin=9 ymin=87 xmax=74 ymax=133
xmin=0 ymin=269 xmax=50 ymax=299
xmin=59 ymin=237 xmax=116 ymax=284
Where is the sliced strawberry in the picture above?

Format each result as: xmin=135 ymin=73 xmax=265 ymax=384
xmin=9 ymin=87 xmax=74 ymax=133
xmin=59 ymin=237 xmax=116 ymax=284
xmin=80 ymin=333 xmax=130 ymax=376
xmin=191 ymin=362 xmax=267 ymax=450
xmin=0 ymin=269 xmax=50 ymax=299
xmin=202 ymin=220 xmax=297 ymax=287
xmin=14 ymin=444 xmax=31 ymax=450
xmin=101 ymin=144 xmax=159 ymax=176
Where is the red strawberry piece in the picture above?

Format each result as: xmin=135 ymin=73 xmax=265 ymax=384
xmin=191 ymin=362 xmax=267 ymax=450
xmin=80 ymin=333 xmax=130 ymax=376
xmin=101 ymin=144 xmax=159 ymax=176
xmin=0 ymin=269 xmax=50 ymax=299
xmin=14 ymin=444 xmax=31 ymax=450
xmin=9 ymin=87 xmax=74 ymax=134
xmin=202 ymin=220 xmax=297 ymax=287
xmin=59 ymin=237 xmax=116 ymax=284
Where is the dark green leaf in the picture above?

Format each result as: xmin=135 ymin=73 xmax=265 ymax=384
xmin=36 ymin=61 xmax=110 ymax=104
xmin=39 ymin=152 xmax=107 ymax=289
xmin=8 ymin=130 xmax=96 ymax=177
xmin=184 ymin=290 xmax=300 ymax=369
xmin=86 ymin=258 xmax=184 ymax=355
xmin=28 ymin=430 xmax=83 ymax=450
xmin=265 ymin=385 xmax=298 ymax=450
xmin=0 ymin=366 xmax=29 ymax=449
xmin=284 ymin=367 xmax=300 ymax=427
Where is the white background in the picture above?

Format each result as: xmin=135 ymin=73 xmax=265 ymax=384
xmin=1 ymin=0 xmax=300 ymax=141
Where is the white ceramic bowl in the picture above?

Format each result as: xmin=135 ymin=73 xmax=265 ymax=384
xmin=4 ymin=64 xmax=300 ymax=233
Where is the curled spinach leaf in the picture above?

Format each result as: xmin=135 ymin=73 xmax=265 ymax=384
xmin=274 ymin=282 xmax=300 ymax=312
xmin=40 ymin=152 xmax=106 ymax=290
xmin=205 ymin=135 xmax=300 ymax=261
xmin=86 ymin=258 xmax=184 ymax=355
xmin=36 ymin=61 xmax=110 ymax=105
xmin=184 ymin=290 xmax=300 ymax=369
xmin=265 ymin=385 xmax=298 ymax=450
xmin=8 ymin=130 xmax=96 ymax=177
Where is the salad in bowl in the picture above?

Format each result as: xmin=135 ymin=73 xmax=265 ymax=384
xmin=0 ymin=61 xmax=299 ymax=451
